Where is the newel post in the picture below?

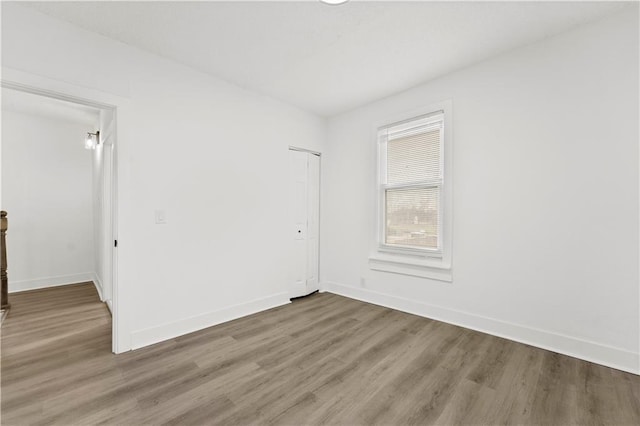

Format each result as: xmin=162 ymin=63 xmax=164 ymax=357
xmin=1 ymin=210 xmax=9 ymax=310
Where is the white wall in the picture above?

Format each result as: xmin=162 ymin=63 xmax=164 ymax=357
xmin=1 ymin=109 xmax=95 ymax=291
xmin=322 ymin=9 xmax=639 ymax=373
xmin=1 ymin=4 xmax=326 ymax=351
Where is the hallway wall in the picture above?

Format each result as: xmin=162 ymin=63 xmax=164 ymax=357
xmin=1 ymin=109 xmax=95 ymax=291
xmin=91 ymin=108 xmax=115 ymax=307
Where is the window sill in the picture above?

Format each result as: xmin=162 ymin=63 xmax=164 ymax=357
xmin=368 ymin=253 xmax=452 ymax=282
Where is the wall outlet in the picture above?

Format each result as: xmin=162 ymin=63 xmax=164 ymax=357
xmin=155 ymin=209 xmax=167 ymax=224
xmin=360 ymin=277 xmax=366 ymax=287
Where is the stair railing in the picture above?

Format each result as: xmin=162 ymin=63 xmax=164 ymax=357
xmin=1 ymin=210 xmax=9 ymax=310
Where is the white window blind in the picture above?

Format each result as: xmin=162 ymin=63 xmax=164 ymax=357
xmin=379 ymin=112 xmax=444 ymax=252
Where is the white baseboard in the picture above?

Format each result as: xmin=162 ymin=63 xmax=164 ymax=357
xmin=9 ymin=273 xmax=95 ymax=293
xmin=91 ymin=274 xmax=112 ymax=314
xmin=92 ymin=273 xmax=104 ymax=301
xmin=130 ymin=292 xmax=291 ymax=350
xmin=323 ymin=281 xmax=639 ymax=375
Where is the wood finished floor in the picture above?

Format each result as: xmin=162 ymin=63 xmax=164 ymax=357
xmin=1 ymin=283 xmax=639 ymax=425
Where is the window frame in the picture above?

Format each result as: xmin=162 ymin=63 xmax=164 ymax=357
xmin=377 ymin=113 xmax=444 ymax=256
xmin=370 ymin=100 xmax=453 ymax=281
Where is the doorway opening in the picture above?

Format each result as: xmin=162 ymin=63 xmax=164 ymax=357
xmin=0 ymin=82 xmax=118 ymax=353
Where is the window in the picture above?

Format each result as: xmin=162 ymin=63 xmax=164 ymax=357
xmin=370 ymin=102 xmax=452 ymax=281
xmin=379 ymin=112 xmax=443 ymax=253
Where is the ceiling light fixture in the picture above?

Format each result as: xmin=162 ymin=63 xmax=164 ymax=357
xmin=320 ymin=0 xmax=350 ymax=5
xmin=85 ymin=131 xmax=100 ymax=150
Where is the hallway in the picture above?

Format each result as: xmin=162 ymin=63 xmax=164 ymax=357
xmin=1 ymin=284 xmax=112 ymax=423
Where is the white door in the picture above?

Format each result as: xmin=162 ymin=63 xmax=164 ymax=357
xmin=289 ymin=149 xmax=320 ymax=298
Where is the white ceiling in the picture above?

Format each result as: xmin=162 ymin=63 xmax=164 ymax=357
xmin=21 ymin=1 xmax=626 ymax=117
xmin=2 ymin=88 xmax=100 ymax=126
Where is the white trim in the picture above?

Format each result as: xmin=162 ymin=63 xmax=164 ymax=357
xmin=377 ymin=244 xmax=442 ymax=258
xmin=130 ymin=293 xmax=291 ymax=350
xmin=9 ymin=273 xmax=95 ymax=293
xmin=372 ymin=100 xmax=453 ymax=277
xmin=288 ymin=146 xmax=321 ymax=156
xmin=368 ymin=255 xmax=452 ymax=281
xmin=105 ymin=299 xmax=113 ymax=314
xmin=323 ymin=281 xmax=639 ymax=375
xmin=109 ymin=112 xmax=122 ymax=353
xmin=92 ymin=273 xmax=104 ymax=301
xmin=1 ymin=67 xmax=130 ymax=107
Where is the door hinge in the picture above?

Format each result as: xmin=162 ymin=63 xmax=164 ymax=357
xmin=114 ymin=240 xmax=118 ymax=248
